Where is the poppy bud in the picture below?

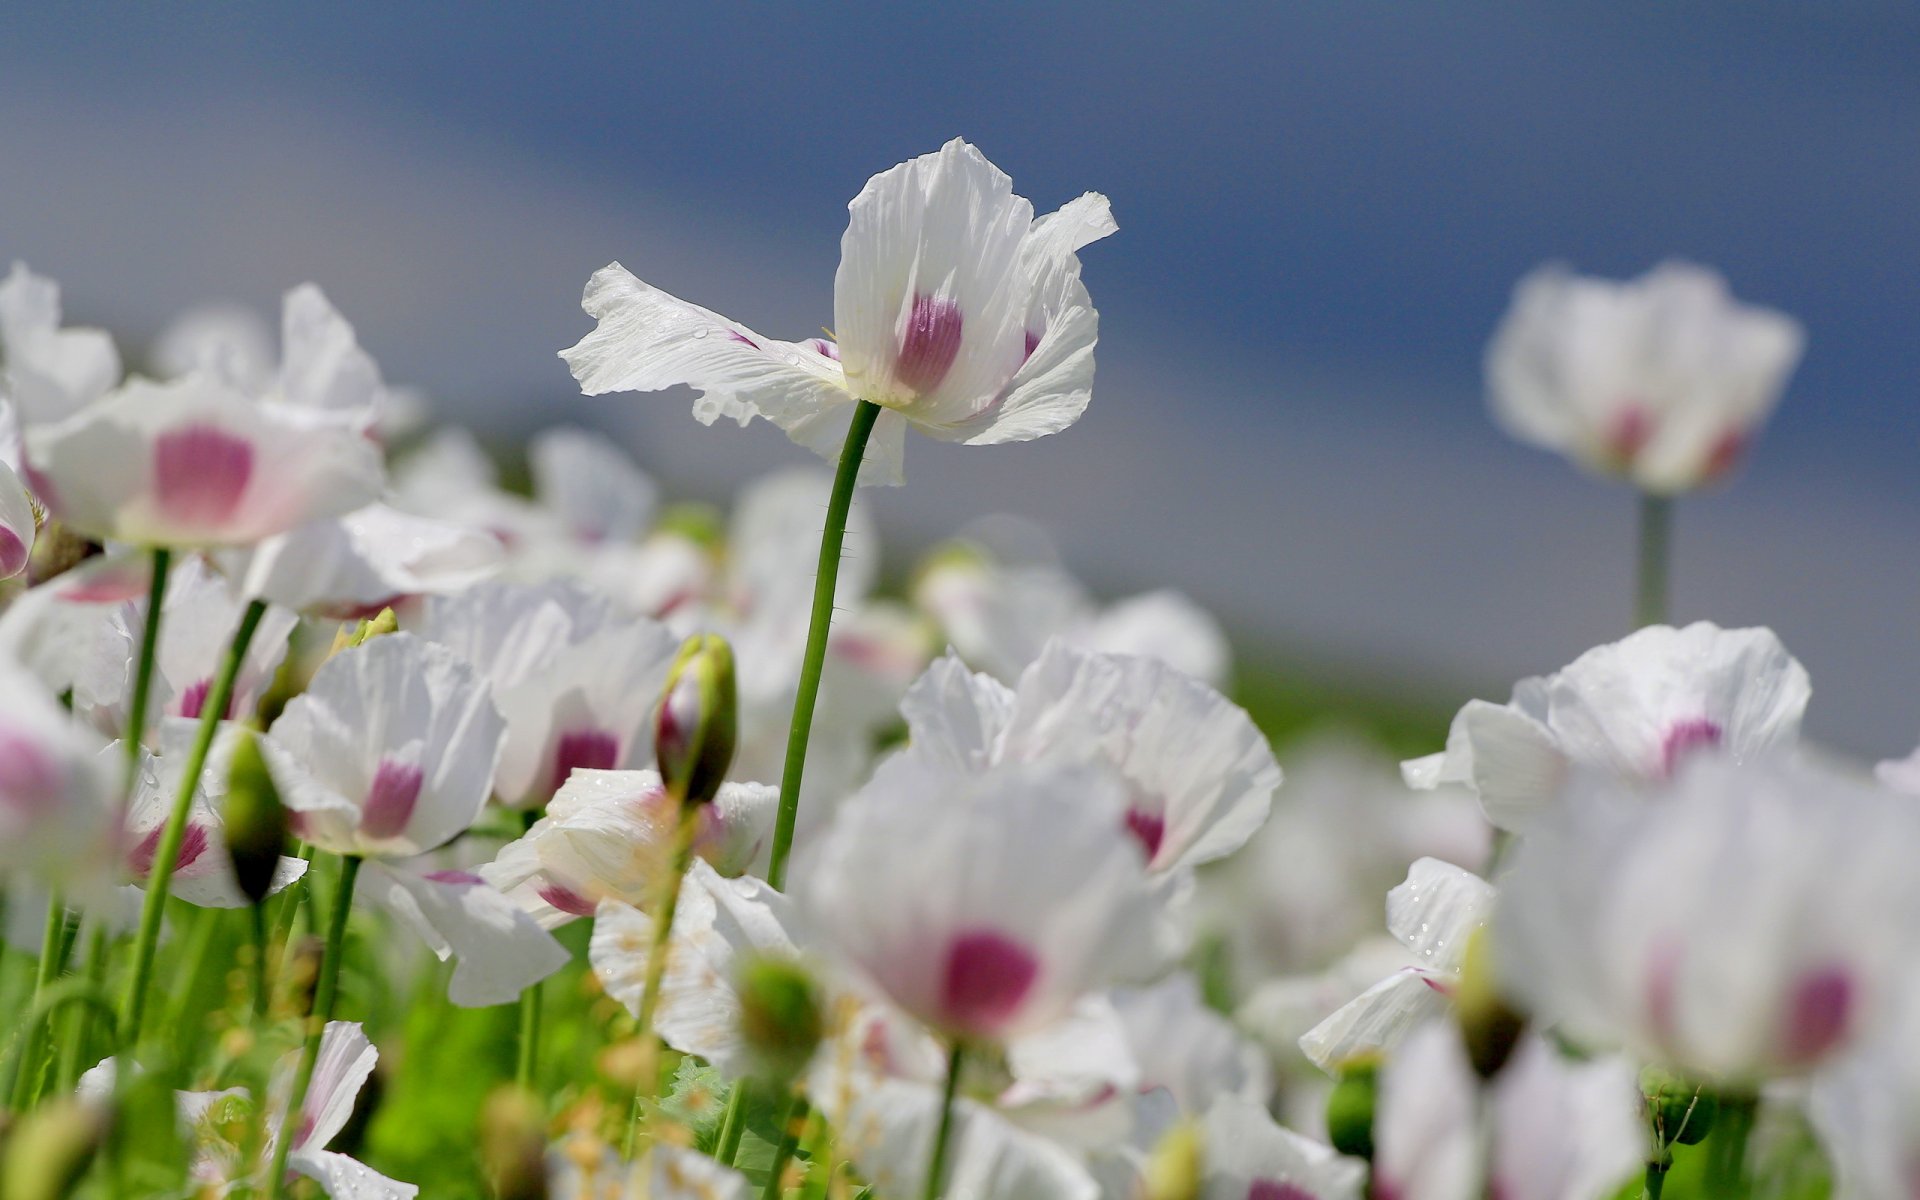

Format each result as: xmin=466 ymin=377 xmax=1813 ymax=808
xmin=1140 ymin=1118 xmax=1202 ymax=1200
xmin=654 ymin=634 xmax=736 ymax=809
xmin=1 ymin=1098 xmax=106 ymax=1200
xmin=327 ymin=606 xmax=398 ymax=659
xmin=1454 ymin=926 xmax=1526 ymax=1079
xmin=1324 ymin=1056 xmax=1380 ymax=1162
xmin=223 ymin=732 xmax=289 ymax=906
xmin=736 ymin=955 xmax=823 ymax=1089
xmin=1641 ymin=1066 xmax=1718 ymax=1148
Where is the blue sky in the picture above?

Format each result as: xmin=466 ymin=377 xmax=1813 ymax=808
xmin=4 ymin=5 xmax=1918 ymax=752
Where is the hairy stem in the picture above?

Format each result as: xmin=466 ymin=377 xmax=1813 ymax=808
xmin=267 ymin=853 xmax=361 ymax=1200
xmin=921 ymin=1041 xmax=966 ymax=1200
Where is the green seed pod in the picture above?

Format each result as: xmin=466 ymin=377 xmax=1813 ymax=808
xmin=1454 ymin=926 xmax=1527 ymax=1079
xmin=223 ymin=731 xmax=290 ymax=906
xmin=1324 ymin=1056 xmax=1380 ymax=1162
xmin=655 ymin=634 xmax=737 ymax=809
xmin=1641 ymin=1066 xmax=1718 ymax=1147
xmin=653 ymin=501 xmax=725 ymax=551
xmin=0 ymin=1098 xmax=106 ymax=1200
xmin=736 ymin=955 xmax=824 ymax=1089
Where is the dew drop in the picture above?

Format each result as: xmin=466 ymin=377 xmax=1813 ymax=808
xmin=692 ymin=327 xmax=709 ymax=339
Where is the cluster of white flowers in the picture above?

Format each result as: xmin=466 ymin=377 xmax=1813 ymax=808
xmin=0 ymin=137 xmax=1910 ymax=1200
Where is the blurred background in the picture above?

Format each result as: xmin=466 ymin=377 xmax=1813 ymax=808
xmin=4 ymin=4 xmax=1916 ymax=755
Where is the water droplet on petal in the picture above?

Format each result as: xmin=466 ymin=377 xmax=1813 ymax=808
xmin=692 ymin=327 xmax=709 ymax=339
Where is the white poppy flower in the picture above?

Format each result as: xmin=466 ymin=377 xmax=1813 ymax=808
xmin=0 ymin=263 xmax=121 ymax=426
xmin=899 ymin=642 xmax=1279 ymax=878
xmin=1486 ymin=261 xmax=1804 ymax=493
xmin=1809 ymin=978 xmax=1920 ymax=1200
xmin=151 ymin=301 xmax=276 ymax=394
xmin=562 ymin=139 xmax=1113 ymax=486
xmin=528 ymin=426 xmax=658 ymax=547
xmin=0 ymin=663 xmax=117 ymax=887
xmin=481 ymin=768 xmax=775 ymax=927
xmin=802 ymin=756 xmax=1172 ymax=1044
xmin=1200 ymin=1096 xmax=1366 ymax=1200
xmin=359 ymin=862 xmax=569 ymax=1008
xmin=419 ymin=580 xmax=679 ymax=808
xmin=123 ymin=730 xmax=306 ymax=908
xmin=1298 ymin=859 xmax=1495 ymax=1073
xmin=72 ymin=556 xmax=298 ymax=741
xmin=218 ymin=502 xmax=503 ymax=618
xmin=261 ymin=633 xmax=503 ymax=859
xmin=1404 ymin=621 xmax=1810 ymax=832
xmin=912 ymin=541 xmax=1230 ymax=687
xmin=23 ymin=373 xmax=384 ymax=548
xmin=1496 ymin=757 xmax=1920 ymax=1082
xmin=0 ymin=553 xmax=159 ymax=696
xmin=1113 ymin=972 xmax=1273 ymax=1116
xmin=1371 ymin=1022 xmax=1643 ymax=1200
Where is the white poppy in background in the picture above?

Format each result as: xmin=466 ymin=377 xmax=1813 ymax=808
xmin=218 ymin=502 xmax=503 ymax=618
xmin=912 ymin=537 xmax=1231 ymax=686
xmin=1203 ymin=735 xmax=1490 ymax=991
xmin=1298 ymin=858 xmax=1495 ymax=1073
xmin=419 ymin=579 xmax=679 ymax=809
xmin=1877 ymin=744 xmax=1920 ymax=796
xmin=1496 ymin=757 xmax=1920 ymax=1083
xmin=1200 ymin=1096 xmax=1366 ymax=1200
xmin=0 ymin=664 xmax=117 ymax=888
xmin=482 ymin=768 xmax=775 ymax=927
xmin=150 ymin=301 xmax=276 ymax=394
xmin=1112 ymin=972 xmax=1273 ymax=1116
xmin=123 ymin=731 xmax=306 ymax=908
xmin=1371 ymin=1022 xmax=1643 ymax=1200
xmin=528 ymin=425 xmax=658 ymax=547
xmin=0 ymin=263 xmax=121 ymax=426
xmin=1404 ymin=621 xmax=1810 ymax=832
xmin=70 ymin=556 xmax=298 ymax=742
xmin=1486 ymin=261 xmax=1804 ymax=493
xmin=1809 ymin=977 xmax=1920 ymax=1200
xmin=803 ymin=756 xmax=1172 ymax=1044
xmin=899 ymin=643 xmax=1278 ymax=879
xmin=24 ymin=373 xmax=384 ymax=548
xmin=563 ymin=139 xmax=1114 ymax=486
xmin=262 ymin=633 xmax=566 ymax=1005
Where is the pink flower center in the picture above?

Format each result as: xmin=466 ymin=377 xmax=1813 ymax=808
xmin=0 ymin=523 xmax=25 ymax=578
xmin=1248 ymin=1183 xmax=1318 ymax=1200
xmin=1607 ymin=404 xmax=1655 ymax=468
xmin=1123 ymin=808 xmax=1166 ymax=864
xmin=938 ymin=928 xmax=1039 ymax=1037
xmin=549 ymin=728 xmax=620 ymax=796
xmin=1659 ymin=719 xmax=1724 ymax=777
xmin=1782 ymin=966 xmax=1854 ymax=1066
xmin=360 ymin=759 xmax=424 ymax=839
xmin=153 ymin=424 xmax=254 ymax=530
xmin=1704 ymin=429 xmax=1747 ymax=481
xmin=0 ymin=731 xmax=62 ymax=813
xmin=175 ymin=676 xmax=237 ymax=721
xmin=538 ymin=882 xmax=597 ymax=917
xmin=895 ymin=294 xmax=963 ymax=394
xmin=424 ymin=869 xmax=485 ymax=886
xmin=129 ymin=822 xmax=210 ymax=877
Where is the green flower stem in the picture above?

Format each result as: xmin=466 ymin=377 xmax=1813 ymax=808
xmin=714 ymin=1079 xmax=754 ymax=1167
xmin=164 ymin=906 xmax=224 ymax=1044
xmin=624 ymin=807 xmax=700 ymax=1158
xmin=267 ymin=853 xmax=361 ymax=1200
xmin=921 ymin=1041 xmax=967 ymax=1200
xmin=766 ymin=400 xmax=881 ymax=890
xmin=10 ymin=890 xmax=69 ymax=1110
xmin=798 ymin=1107 xmax=835 ymax=1200
xmin=759 ymin=1094 xmax=809 ymax=1200
xmin=122 ymin=548 xmax=172 ymax=794
xmin=269 ymin=841 xmax=318 ymax=980
xmin=250 ymin=902 xmax=271 ymax=1021
xmin=120 ymin=597 xmax=268 ymax=1046
xmin=1635 ymin=492 xmax=1672 ymax=629
xmin=1704 ymin=1092 xmax=1758 ymax=1199
xmin=54 ymin=922 xmax=110 ymax=1093
xmin=516 ymin=978 xmax=543 ymax=1090
xmin=1643 ymin=1157 xmax=1669 ymax=1200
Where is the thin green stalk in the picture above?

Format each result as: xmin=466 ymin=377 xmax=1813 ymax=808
xmin=624 ymin=809 xmax=700 ymax=1157
xmin=516 ymin=979 xmax=544 ymax=1090
xmin=766 ymin=400 xmax=881 ymax=889
xmin=920 ymin=1042 xmax=966 ymax=1200
xmin=120 ymin=598 xmax=268 ymax=1045
xmin=11 ymin=891 xmax=69 ymax=1110
xmin=267 ymin=854 xmax=360 ymax=1200
xmin=714 ymin=1079 xmax=754 ymax=1167
xmin=249 ymin=902 xmax=271 ymax=1021
xmin=760 ymin=1095 xmax=809 ymax=1200
xmin=1634 ymin=492 xmax=1672 ymax=629
xmin=1704 ymin=1092 xmax=1757 ymax=1199
xmin=122 ymin=548 xmax=173 ymax=792
xmin=55 ymin=922 xmax=110 ymax=1092
xmin=798 ymin=1107 xmax=835 ymax=1200
xmin=164 ymin=906 xmax=225 ymax=1042
xmin=1643 ymin=1157 xmax=1669 ymax=1200
xmin=269 ymin=842 xmax=318 ymax=984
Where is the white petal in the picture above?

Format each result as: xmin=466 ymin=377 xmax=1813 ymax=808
xmin=529 ymin=426 xmax=657 ymax=545
xmin=289 ymin=1150 xmax=420 ymax=1200
xmin=278 ymin=283 xmax=390 ymax=420
xmin=0 ymin=458 xmax=36 ymax=579
xmin=1297 ymin=969 xmax=1452 ymax=1074
xmin=0 ymin=263 xmax=122 ymax=426
xmin=1371 ymin=1022 xmax=1481 ymax=1200
xmin=223 ymin=502 xmax=502 ymax=615
xmin=1200 ymin=1096 xmax=1366 ymax=1200
xmin=364 ymin=863 xmax=569 ymax=1007
xmin=898 ymin=651 xmax=1016 ymax=772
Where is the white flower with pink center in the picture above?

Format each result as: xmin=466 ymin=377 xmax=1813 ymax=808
xmin=802 ymin=756 xmax=1172 ymax=1045
xmin=1404 ymin=621 xmax=1810 ymax=832
xmin=1370 ymin=1022 xmax=1643 ymax=1200
xmin=480 ymin=768 xmax=776 ymax=927
xmin=1496 ymin=756 xmax=1920 ymax=1083
xmin=1809 ymin=982 xmax=1920 ymax=1200
xmin=0 ymin=663 xmax=116 ymax=888
xmin=419 ymin=579 xmax=679 ymax=809
xmin=1487 ymin=261 xmax=1804 ymax=493
xmin=23 ymin=372 xmax=384 ymax=548
xmin=218 ymin=501 xmax=503 ymax=618
xmin=899 ymin=642 xmax=1279 ymax=879
xmin=123 ymin=731 xmax=306 ymax=908
xmin=0 ymin=263 xmax=121 ymax=426
xmin=562 ymin=139 xmax=1113 ymax=486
